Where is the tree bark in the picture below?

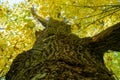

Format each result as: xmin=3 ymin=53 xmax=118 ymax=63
xmin=6 ymin=10 xmax=120 ymax=80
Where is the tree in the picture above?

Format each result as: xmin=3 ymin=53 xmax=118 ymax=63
xmin=5 ymin=5 xmax=120 ymax=79
xmin=0 ymin=0 xmax=120 ymax=80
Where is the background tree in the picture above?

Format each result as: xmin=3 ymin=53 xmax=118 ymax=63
xmin=0 ymin=0 xmax=120 ymax=79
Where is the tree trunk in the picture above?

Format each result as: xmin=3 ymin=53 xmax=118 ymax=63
xmin=6 ymin=15 xmax=120 ymax=80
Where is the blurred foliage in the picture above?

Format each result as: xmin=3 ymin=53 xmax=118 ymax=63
xmin=0 ymin=1 xmax=42 ymax=77
xmin=30 ymin=0 xmax=120 ymax=37
xmin=104 ymin=50 xmax=120 ymax=79
xmin=0 ymin=0 xmax=120 ymax=79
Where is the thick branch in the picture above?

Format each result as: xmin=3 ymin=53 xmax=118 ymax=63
xmin=91 ymin=22 xmax=120 ymax=53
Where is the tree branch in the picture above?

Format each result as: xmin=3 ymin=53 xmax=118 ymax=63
xmin=91 ymin=22 xmax=120 ymax=53
xmin=31 ymin=6 xmax=47 ymax=27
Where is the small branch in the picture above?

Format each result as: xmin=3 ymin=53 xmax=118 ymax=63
xmin=85 ymin=8 xmax=120 ymax=27
xmin=31 ymin=6 xmax=47 ymax=27
xmin=61 ymin=4 xmax=120 ymax=8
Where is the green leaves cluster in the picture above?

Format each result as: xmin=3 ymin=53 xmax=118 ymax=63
xmin=104 ymin=50 xmax=120 ymax=79
xmin=30 ymin=0 xmax=120 ymax=37
xmin=0 ymin=1 xmax=43 ymax=77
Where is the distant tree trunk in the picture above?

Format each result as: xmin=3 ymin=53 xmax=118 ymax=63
xmin=6 ymin=10 xmax=120 ymax=80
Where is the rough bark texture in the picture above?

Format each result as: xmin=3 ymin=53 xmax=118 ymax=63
xmin=6 ymin=11 xmax=120 ymax=80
